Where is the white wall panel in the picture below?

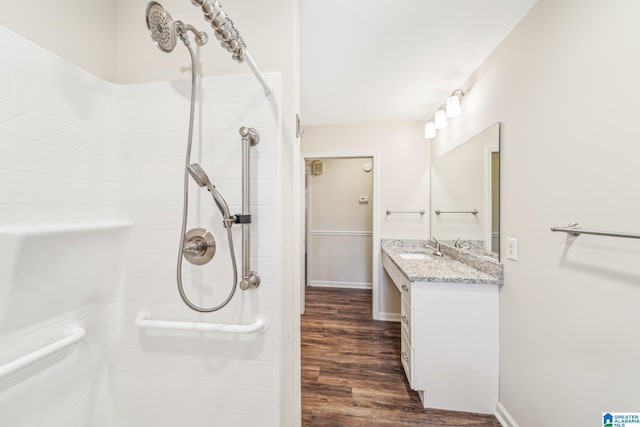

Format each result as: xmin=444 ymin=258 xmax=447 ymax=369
xmin=0 ymin=24 xmax=285 ymax=427
xmin=0 ymin=26 xmax=124 ymax=426
xmin=308 ymin=233 xmax=373 ymax=286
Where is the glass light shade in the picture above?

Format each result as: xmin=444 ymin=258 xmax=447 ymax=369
xmin=424 ymin=121 xmax=436 ymax=139
xmin=446 ymin=95 xmax=462 ymax=117
xmin=434 ymin=109 xmax=448 ymax=129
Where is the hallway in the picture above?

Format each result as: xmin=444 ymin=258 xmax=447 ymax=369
xmin=301 ymin=287 xmax=501 ymax=426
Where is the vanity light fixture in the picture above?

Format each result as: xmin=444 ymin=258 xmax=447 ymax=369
xmin=424 ymin=121 xmax=436 ymax=139
xmin=423 ymin=88 xmax=470 ymax=139
xmin=434 ymin=106 xmax=448 ymax=130
xmin=445 ymin=89 xmax=469 ymax=118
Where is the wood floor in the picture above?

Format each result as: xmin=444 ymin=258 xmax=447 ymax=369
xmin=301 ymin=287 xmax=501 ymax=427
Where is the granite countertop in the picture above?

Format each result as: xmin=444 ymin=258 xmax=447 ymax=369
xmin=381 ymin=239 xmax=503 ymax=285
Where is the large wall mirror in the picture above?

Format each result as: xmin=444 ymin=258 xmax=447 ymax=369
xmin=430 ymin=123 xmax=500 ymax=260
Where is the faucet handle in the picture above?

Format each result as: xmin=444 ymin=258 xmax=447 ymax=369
xmin=431 ymin=237 xmax=444 ymax=257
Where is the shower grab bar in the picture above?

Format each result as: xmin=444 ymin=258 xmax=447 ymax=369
xmin=0 ymin=325 xmax=86 ymax=380
xmin=239 ymin=127 xmax=261 ymax=290
xmin=135 ymin=313 xmax=269 ymax=334
xmin=550 ymin=222 xmax=640 ymax=240
xmin=435 ymin=209 xmax=479 ymax=215
xmin=386 ymin=210 xmax=425 ymax=215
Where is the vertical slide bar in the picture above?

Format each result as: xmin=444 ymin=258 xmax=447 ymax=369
xmin=239 ymin=127 xmax=261 ymax=290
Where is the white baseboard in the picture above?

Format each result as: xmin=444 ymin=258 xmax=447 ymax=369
xmin=377 ymin=312 xmax=401 ymax=322
xmin=496 ymin=402 xmax=519 ymax=427
xmin=309 ymin=281 xmax=372 ymax=290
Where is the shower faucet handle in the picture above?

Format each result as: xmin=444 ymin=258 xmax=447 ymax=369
xmin=182 ymin=228 xmax=216 ymax=265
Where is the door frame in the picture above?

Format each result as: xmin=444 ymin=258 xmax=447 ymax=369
xmin=485 ymin=145 xmax=499 ymax=254
xmin=301 ymin=151 xmax=381 ymax=319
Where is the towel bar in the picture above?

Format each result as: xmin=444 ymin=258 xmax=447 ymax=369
xmin=386 ymin=210 xmax=425 ymax=215
xmin=435 ymin=209 xmax=479 ymax=215
xmin=550 ymin=222 xmax=640 ymax=240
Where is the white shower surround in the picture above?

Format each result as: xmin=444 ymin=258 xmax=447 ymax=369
xmin=0 ymin=25 xmax=283 ymax=426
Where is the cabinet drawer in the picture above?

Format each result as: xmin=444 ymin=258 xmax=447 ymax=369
xmin=400 ymin=279 xmax=412 ymax=303
xmin=400 ymin=296 xmax=413 ymax=342
xmin=401 ymin=330 xmax=415 ymax=388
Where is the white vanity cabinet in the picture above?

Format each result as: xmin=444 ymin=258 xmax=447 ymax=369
xmin=382 ymin=252 xmax=499 ymax=414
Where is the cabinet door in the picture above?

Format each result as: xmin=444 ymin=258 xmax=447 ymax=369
xmin=411 ymin=281 xmax=499 ymax=412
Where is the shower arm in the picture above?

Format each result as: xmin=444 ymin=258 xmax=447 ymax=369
xmin=238 ymin=127 xmax=261 ymax=290
xmin=175 ymin=20 xmax=208 ymax=46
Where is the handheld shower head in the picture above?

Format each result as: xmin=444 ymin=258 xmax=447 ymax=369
xmin=188 ymin=163 xmax=233 ymax=224
xmin=145 ymin=1 xmax=177 ymax=52
xmin=187 ymin=163 xmax=212 ymax=188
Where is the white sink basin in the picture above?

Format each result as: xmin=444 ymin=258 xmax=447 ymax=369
xmin=398 ymin=253 xmax=433 ymax=261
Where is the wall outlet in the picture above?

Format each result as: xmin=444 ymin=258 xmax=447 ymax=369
xmin=506 ymin=238 xmax=518 ymax=261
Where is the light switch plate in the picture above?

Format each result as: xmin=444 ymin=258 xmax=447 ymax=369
xmin=506 ymin=237 xmax=518 ymax=261
xmin=359 ymin=196 xmax=369 ymax=203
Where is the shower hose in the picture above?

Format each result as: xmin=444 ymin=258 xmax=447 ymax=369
xmin=176 ymin=42 xmax=238 ymax=312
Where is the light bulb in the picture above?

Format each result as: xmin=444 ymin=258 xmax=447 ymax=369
xmin=434 ymin=109 xmax=448 ymax=129
xmin=424 ymin=122 xmax=436 ymax=139
xmin=446 ymin=95 xmax=461 ymax=117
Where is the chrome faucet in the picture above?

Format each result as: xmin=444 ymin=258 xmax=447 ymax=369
xmin=454 ymin=237 xmax=471 ymax=250
xmin=431 ymin=237 xmax=444 ymax=257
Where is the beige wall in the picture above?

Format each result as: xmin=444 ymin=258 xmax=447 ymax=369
xmin=432 ymin=0 xmax=640 ymax=425
xmin=307 ymin=158 xmax=373 ymax=286
xmin=308 ymin=158 xmax=373 ymax=230
xmin=302 ymin=121 xmax=430 ymax=318
xmin=0 ymin=0 xmax=298 ymax=89
xmin=0 ymin=0 xmax=117 ymax=81
xmin=116 ymin=0 xmax=294 ymax=84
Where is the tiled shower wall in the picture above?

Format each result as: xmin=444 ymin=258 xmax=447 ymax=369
xmin=0 ymin=25 xmax=283 ymax=427
xmin=0 ymin=25 xmax=123 ymax=427
xmin=111 ymin=75 xmax=282 ymax=426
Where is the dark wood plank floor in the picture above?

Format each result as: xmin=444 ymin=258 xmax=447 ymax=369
xmin=301 ymin=287 xmax=501 ymax=427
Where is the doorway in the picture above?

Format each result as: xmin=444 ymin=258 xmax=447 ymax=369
xmin=302 ymin=153 xmax=379 ymax=317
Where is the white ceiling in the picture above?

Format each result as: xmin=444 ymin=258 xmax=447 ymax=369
xmin=300 ymin=0 xmax=537 ymax=125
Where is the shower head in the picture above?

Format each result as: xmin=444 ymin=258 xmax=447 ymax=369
xmin=145 ymin=1 xmax=177 ymax=52
xmin=188 ymin=163 xmax=233 ymax=223
xmin=146 ymin=2 xmax=208 ymax=52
